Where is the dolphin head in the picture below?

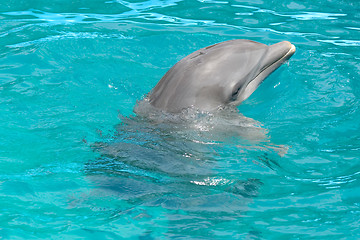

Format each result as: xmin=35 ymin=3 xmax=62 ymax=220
xmin=149 ymin=39 xmax=296 ymax=113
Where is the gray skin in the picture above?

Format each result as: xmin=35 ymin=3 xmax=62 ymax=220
xmin=149 ymin=39 xmax=296 ymax=113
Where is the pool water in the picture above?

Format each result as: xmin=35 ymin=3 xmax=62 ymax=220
xmin=1 ymin=0 xmax=360 ymax=239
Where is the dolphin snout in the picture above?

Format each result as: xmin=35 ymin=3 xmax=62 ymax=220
xmin=268 ymin=41 xmax=296 ymax=63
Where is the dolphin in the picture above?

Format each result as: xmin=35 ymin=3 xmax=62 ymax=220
xmin=148 ymin=39 xmax=296 ymax=113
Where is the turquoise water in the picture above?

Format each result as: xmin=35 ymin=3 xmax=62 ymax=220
xmin=1 ymin=0 xmax=360 ymax=239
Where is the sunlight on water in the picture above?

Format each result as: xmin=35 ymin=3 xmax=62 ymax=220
xmin=1 ymin=0 xmax=360 ymax=239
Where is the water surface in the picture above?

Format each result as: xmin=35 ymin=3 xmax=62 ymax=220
xmin=1 ymin=0 xmax=360 ymax=239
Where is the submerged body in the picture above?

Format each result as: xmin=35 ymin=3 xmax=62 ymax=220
xmin=149 ymin=39 xmax=296 ymax=113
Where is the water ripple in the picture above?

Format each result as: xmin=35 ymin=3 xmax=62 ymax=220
xmin=291 ymin=171 xmax=360 ymax=189
xmin=114 ymin=0 xmax=182 ymax=11
xmin=7 ymin=31 xmax=132 ymax=48
xmin=2 ymin=6 xmax=345 ymax=40
xmin=2 ymin=9 xmax=134 ymax=23
xmin=318 ymin=39 xmax=360 ymax=47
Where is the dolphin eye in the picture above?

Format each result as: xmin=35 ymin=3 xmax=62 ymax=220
xmin=231 ymin=87 xmax=240 ymax=101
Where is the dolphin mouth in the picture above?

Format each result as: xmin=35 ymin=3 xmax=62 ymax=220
xmin=233 ymin=41 xmax=296 ymax=105
xmin=259 ymin=42 xmax=296 ymax=75
xmin=277 ymin=43 xmax=296 ymax=65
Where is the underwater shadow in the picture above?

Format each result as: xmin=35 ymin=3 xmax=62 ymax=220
xmin=84 ymin=101 xmax=287 ymax=237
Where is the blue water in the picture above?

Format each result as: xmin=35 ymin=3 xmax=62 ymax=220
xmin=1 ymin=0 xmax=360 ymax=239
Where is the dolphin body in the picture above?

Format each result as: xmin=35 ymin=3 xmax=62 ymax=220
xmin=148 ymin=39 xmax=296 ymax=113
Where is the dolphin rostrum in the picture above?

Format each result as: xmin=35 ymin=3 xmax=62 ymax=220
xmin=148 ymin=39 xmax=296 ymax=113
